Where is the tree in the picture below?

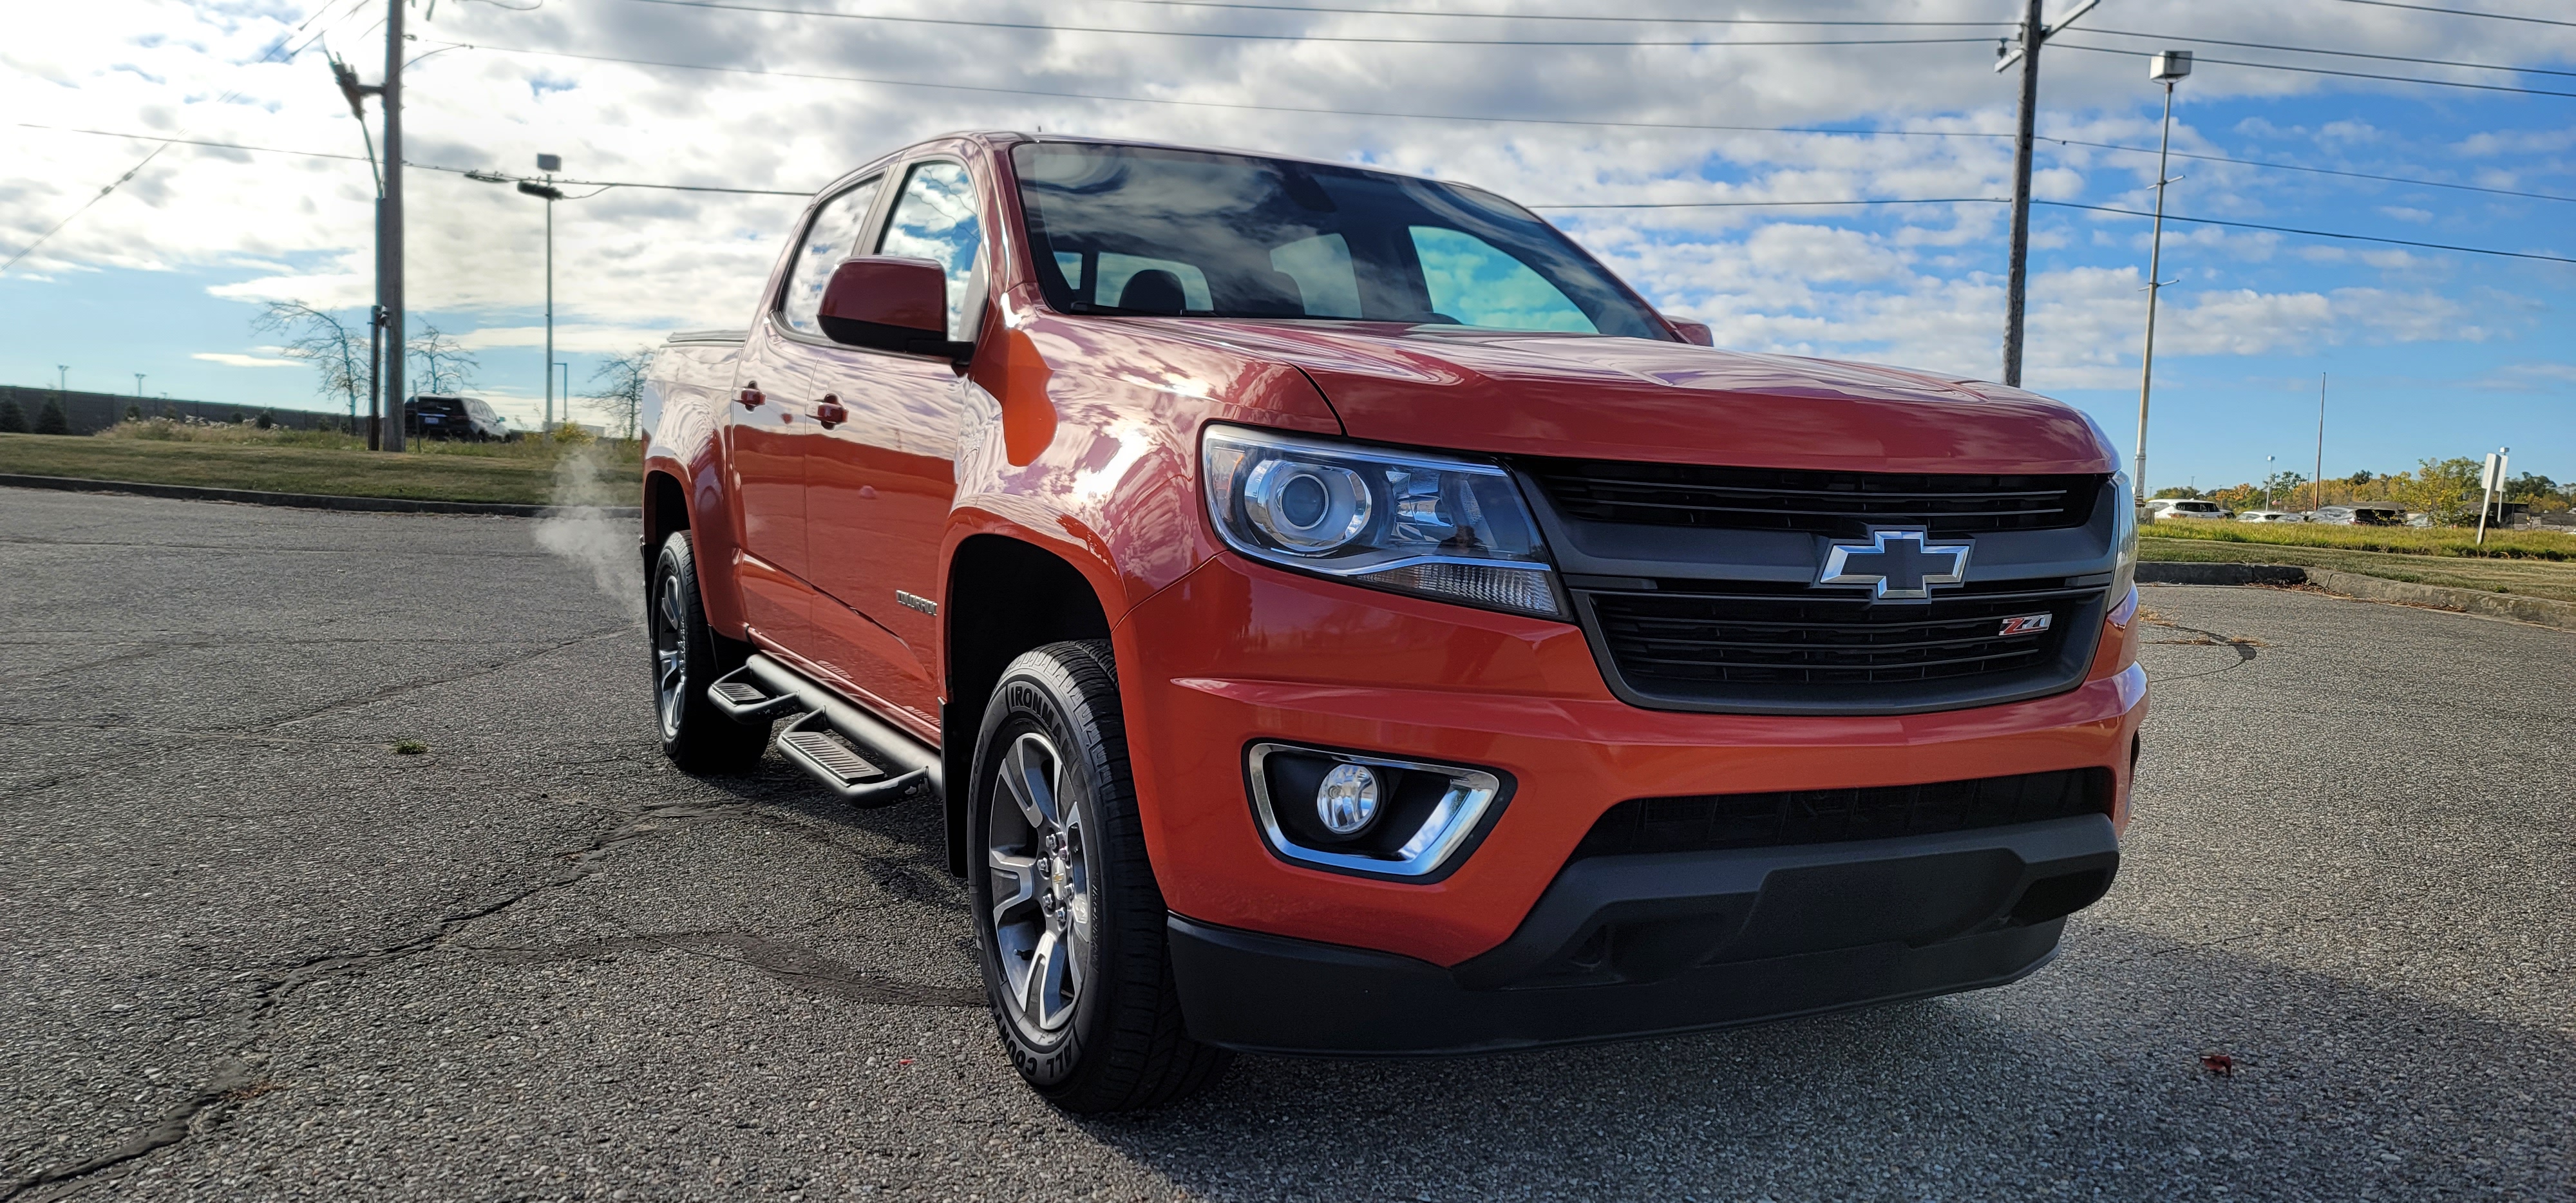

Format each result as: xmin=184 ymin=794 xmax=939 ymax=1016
xmin=36 ymin=397 xmax=70 ymax=435
xmin=257 ymin=301 xmax=369 ymax=425
xmin=2396 ymin=457 xmax=2483 ymax=526
xmin=2152 ymin=485 xmax=2205 ymax=500
xmin=2503 ymin=472 xmax=2559 ymax=502
xmin=2260 ymin=471 xmax=2308 ymax=509
xmin=405 ymin=322 xmax=478 ymax=395
xmin=584 ymin=346 xmax=656 ymax=440
xmin=0 ymin=398 xmax=25 ymax=433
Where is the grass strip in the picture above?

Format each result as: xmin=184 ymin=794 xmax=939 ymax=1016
xmin=2142 ymin=537 xmax=2576 ymax=603
xmin=0 ymin=432 xmax=636 ymax=506
xmin=2141 ymin=518 xmax=2571 ymax=560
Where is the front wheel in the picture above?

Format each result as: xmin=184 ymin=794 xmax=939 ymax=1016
xmin=967 ymin=641 xmax=1231 ymax=1112
xmin=649 ymin=531 xmax=767 ymax=774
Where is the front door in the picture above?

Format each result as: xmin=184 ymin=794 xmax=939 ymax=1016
xmin=796 ymin=159 xmax=983 ymax=728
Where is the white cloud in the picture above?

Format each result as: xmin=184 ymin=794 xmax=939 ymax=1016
xmin=191 ymin=351 xmax=302 ymax=367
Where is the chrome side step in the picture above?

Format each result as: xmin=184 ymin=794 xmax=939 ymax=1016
xmin=706 ymin=658 xmax=937 ymax=808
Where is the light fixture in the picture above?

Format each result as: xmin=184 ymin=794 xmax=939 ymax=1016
xmin=1315 ymin=763 xmax=1380 ymax=835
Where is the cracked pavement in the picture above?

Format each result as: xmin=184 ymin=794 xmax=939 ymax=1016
xmin=3 ymin=488 xmax=2571 ymax=1201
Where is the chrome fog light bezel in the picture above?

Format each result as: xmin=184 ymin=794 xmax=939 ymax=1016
xmin=1245 ymin=743 xmax=1508 ymax=880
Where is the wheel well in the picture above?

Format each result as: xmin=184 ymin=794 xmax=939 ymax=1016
xmin=643 ymin=469 xmax=688 ymax=572
xmin=942 ymin=535 xmax=1113 ymax=873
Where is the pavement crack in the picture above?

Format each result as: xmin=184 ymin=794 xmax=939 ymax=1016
xmin=0 ymin=1062 xmax=261 ymax=1202
xmin=265 ymin=629 xmax=632 ymax=730
xmin=459 ymin=931 xmax=982 ymax=1009
xmin=0 ymin=806 xmax=679 ymax=1197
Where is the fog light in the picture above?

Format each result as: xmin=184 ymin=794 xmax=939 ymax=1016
xmin=1315 ymin=763 xmax=1380 ymax=835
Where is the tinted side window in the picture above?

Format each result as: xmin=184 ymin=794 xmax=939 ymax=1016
xmin=1410 ymin=227 xmax=1595 ymax=333
xmin=780 ymin=177 xmax=884 ymax=335
xmin=878 ymin=161 xmax=982 ymax=339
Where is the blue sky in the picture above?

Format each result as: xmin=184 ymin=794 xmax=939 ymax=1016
xmin=3 ymin=0 xmax=2570 ymax=489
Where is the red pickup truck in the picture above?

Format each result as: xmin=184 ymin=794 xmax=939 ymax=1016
xmin=641 ymin=133 xmax=2146 ymax=1112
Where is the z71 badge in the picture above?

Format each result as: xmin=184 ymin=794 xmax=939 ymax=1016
xmin=1998 ymin=613 xmax=2054 ymax=636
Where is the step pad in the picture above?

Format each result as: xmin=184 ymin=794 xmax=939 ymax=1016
xmin=712 ymin=681 xmax=769 ymax=705
xmin=781 ymin=730 xmax=882 ymax=784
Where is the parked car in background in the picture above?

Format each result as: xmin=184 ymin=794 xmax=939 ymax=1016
xmin=2311 ymin=504 xmax=2406 ymax=526
xmin=2146 ymin=498 xmax=2230 ymax=520
xmin=2237 ymin=509 xmax=2306 ymax=523
xmin=405 ymin=394 xmax=513 ymax=442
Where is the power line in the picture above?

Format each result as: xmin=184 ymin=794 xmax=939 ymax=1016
xmin=2 ymin=5 xmax=345 ymax=275
xmin=1105 ymin=0 xmax=2005 ymax=25
xmin=2081 ymin=25 xmax=2576 ymax=78
xmin=2331 ymin=0 xmax=2576 ymax=29
xmin=2032 ymin=199 xmax=2576 ymax=266
xmin=1537 ymin=194 xmax=2576 ymax=267
xmin=11 ymin=123 xmax=812 ymax=194
xmin=17 ymin=124 xmax=2568 ymax=269
xmin=2052 ymin=41 xmax=2576 ymax=99
xmin=2053 ymin=138 xmax=2576 ymax=205
xmin=603 ymin=0 xmax=1994 ymax=47
xmin=442 ymin=41 xmax=2025 ymax=138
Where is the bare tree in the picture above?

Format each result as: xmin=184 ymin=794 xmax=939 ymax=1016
xmin=406 ymin=322 xmax=479 ymax=395
xmin=584 ymin=346 xmax=656 ymax=440
xmin=258 ymin=301 xmax=368 ymax=428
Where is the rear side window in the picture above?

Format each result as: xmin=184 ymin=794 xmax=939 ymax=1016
xmin=878 ymin=161 xmax=983 ymax=339
xmin=781 ymin=177 xmax=884 ymax=335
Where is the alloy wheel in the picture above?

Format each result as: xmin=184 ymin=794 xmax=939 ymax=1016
xmin=654 ymin=569 xmax=688 ymax=739
xmin=985 ymin=731 xmax=1090 ymax=1039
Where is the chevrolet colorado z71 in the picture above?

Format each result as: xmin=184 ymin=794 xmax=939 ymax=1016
xmin=641 ymin=133 xmax=2146 ymax=1113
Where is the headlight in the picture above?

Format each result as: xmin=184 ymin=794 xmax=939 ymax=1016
xmin=1202 ymin=424 xmax=1564 ymax=619
xmin=2110 ymin=472 xmax=2139 ymax=603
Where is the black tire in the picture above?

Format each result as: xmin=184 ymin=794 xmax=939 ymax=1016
xmin=649 ymin=531 xmax=767 ymax=774
xmin=967 ymin=640 xmax=1232 ymax=1112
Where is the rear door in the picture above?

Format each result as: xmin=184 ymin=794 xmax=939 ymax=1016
xmin=726 ymin=178 xmax=884 ymax=646
xmin=791 ymin=158 xmax=984 ymax=729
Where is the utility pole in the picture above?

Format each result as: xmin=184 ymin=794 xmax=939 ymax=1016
xmin=1996 ymin=0 xmax=2101 ymax=388
xmin=381 ymin=0 xmax=406 ymax=452
xmin=135 ymin=373 xmax=146 ymax=400
xmin=2132 ymin=49 xmax=2189 ymax=506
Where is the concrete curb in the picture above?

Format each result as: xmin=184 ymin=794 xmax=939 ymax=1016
xmin=2139 ymin=560 xmax=2576 ymax=632
xmin=0 ymin=473 xmax=640 ymax=520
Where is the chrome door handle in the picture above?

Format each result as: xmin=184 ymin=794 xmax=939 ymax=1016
xmin=815 ymin=395 xmax=848 ymax=429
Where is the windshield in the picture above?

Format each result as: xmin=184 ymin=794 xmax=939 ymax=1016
xmin=1011 ymin=142 xmax=1666 ymax=339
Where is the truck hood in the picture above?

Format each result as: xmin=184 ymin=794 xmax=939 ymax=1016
xmin=1158 ymin=320 xmax=2111 ymax=475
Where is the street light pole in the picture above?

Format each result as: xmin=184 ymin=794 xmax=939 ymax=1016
xmin=511 ymin=157 xmax=566 ymax=435
xmin=2132 ymin=50 xmax=2191 ymax=506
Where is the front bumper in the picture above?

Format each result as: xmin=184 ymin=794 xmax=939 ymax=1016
xmin=1168 ymin=814 xmax=2115 ymax=1055
xmin=1112 ymin=552 xmax=2146 ymax=971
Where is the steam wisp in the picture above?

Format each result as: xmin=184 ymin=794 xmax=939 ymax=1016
xmin=535 ymin=444 xmax=644 ymax=625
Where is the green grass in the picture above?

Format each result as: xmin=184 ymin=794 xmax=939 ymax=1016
xmin=2141 ymin=516 xmax=2571 ymax=560
xmin=2142 ymin=536 xmax=2576 ymax=603
xmin=0 ymin=424 xmax=641 ymax=506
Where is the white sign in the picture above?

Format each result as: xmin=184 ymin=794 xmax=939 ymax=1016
xmin=2482 ymin=452 xmax=2508 ymax=491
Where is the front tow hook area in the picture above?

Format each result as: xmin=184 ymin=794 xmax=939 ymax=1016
xmin=706 ymin=659 xmax=938 ymax=808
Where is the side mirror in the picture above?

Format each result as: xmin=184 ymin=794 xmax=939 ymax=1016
xmin=1668 ymin=318 xmax=1715 ymax=347
xmin=819 ymin=256 xmax=974 ymax=359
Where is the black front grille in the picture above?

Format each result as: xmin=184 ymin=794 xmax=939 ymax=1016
xmin=1584 ymin=584 xmax=2094 ymax=694
xmin=1573 ymin=768 xmax=2113 ymax=859
xmin=1524 ymin=459 xmax=2104 ymax=536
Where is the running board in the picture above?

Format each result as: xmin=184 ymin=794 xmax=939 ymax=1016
xmin=706 ymin=656 xmax=939 ymax=808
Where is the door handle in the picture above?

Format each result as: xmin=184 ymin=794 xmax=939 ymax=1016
xmin=815 ymin=395 xmax=848 ymax=429
xmin=737 ymin=383 xmax=765 ymax=408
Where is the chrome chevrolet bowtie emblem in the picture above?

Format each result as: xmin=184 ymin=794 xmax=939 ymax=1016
xmin=1817 ymin=529 xmax=1972 ymax=600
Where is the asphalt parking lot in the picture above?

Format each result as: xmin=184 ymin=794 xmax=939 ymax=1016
xmin=4 ymin=487 xmax=2570 ymax=1202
